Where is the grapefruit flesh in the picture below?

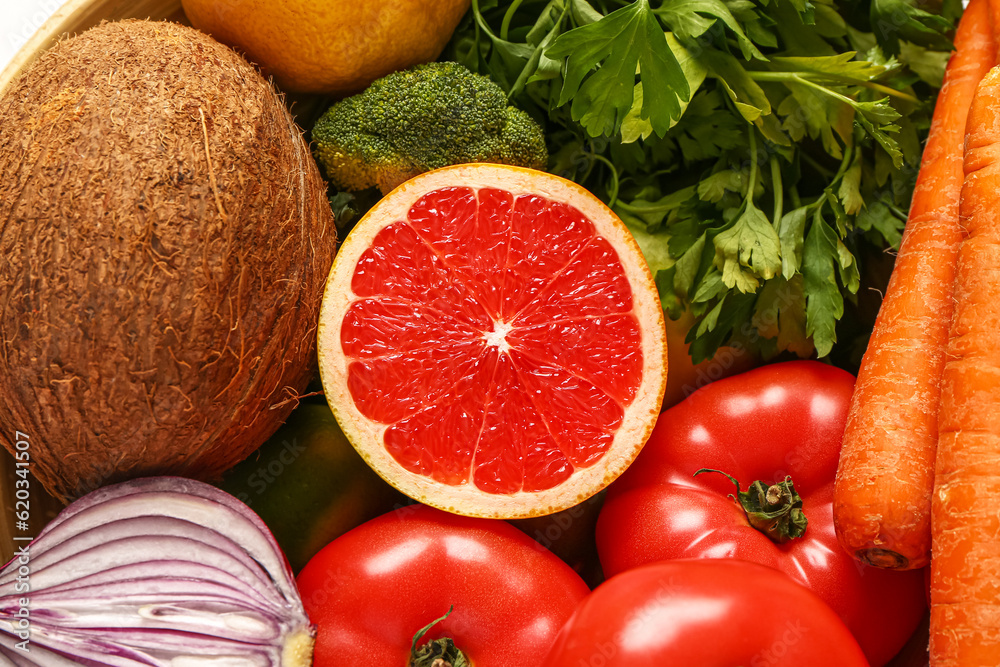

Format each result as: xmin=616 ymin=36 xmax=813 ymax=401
xmin=319 ymin=164 xmax=666 ymax=518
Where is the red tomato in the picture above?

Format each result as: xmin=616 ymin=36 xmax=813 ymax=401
xmin=297 ymin=504 xmax=590 ymax=667
xmin=597 ymin=361 xmax=926 ymax=667
xmin=542 ymin=559 xmax=869 ymax=667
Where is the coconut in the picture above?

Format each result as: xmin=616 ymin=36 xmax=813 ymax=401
xmin=0 ymin=20 xmax=337 ymax=503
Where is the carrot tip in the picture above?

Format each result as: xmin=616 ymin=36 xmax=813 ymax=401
xmin=856 ymin=548 xmax=909 ymax=569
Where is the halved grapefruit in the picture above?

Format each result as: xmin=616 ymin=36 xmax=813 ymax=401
xmin=317 ymin=164 xmax=667 ymax=518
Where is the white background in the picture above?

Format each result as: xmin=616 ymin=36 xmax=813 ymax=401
xmin=1 ymin=0 xmax=64 ymax=73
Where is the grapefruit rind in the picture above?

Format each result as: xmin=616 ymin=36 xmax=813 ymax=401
xmin=317 ymin=163 xmax=667 ymax=519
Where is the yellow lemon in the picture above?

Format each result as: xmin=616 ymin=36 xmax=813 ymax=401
xmin=181 ymin=0 xmax=471 ymax=94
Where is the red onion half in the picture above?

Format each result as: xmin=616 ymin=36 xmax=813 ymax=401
xmin=0 ymin=477 xmax=314 ymax=666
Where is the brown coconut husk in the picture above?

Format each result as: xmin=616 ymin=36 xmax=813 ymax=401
xmin=0 ymin=19 xmax=337 ymax=503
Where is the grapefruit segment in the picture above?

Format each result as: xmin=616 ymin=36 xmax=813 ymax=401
xmin=341 ymin=299 xmax=481 ymax=358
xmin=407 ymin=186 xmax=512 ymax=319
xmin=351 ymin=221 xmax=493 ymax=330
xmin=385 ymin=348 xmax=498 ymax=485
xmin=515 ymin=237 xmax=634 ymax=326
xmin=502 ymin=195 xmax=597 ymax=318
xmin=346 ymin=338 xmax=487 ymax=424
xmin=507 ymin=315 xmax=644 ymax=405
xmin=318 ymin=164 xmax=667 ymax=518
xmin=475 ymin=352 xmax=574 ymax=495
xmin=510 ymin=350 xmax=623 ymax=466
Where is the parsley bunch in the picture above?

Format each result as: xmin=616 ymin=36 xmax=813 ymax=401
xmin=447 ymin=0 xmax=959 ymax=367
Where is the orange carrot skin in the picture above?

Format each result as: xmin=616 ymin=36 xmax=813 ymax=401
xmin=833 ymin=0 xmax=994 ymax=571
xmin=930 ymin=63 xmax=1000 ymax=666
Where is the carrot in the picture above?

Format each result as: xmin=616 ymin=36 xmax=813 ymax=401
xmin=832 ymin=0 xmax=995 ymax=571
xmin=929 ymin=62 xmax=1000 ymax=667
xmin=990 ymin=0 xmax=1000 ymax=62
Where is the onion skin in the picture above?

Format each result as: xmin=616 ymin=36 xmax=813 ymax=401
xmin=0 ymin=477 xmax=314 ymax=666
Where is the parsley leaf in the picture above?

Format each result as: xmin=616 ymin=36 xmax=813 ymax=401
xmin=698 ymin=170 xmax=744 ymax=203
xmin=545 ymin=0 xmax=690 ymax=138
xmin=854 ymin=97 xmax=903 ymax=167
xmin=802 ymin=213 xmax=844 ymax=357
xmin=448 ymin=0 xmax=959 ymax=369
xmin=870 ymin=0 xmax=953 ymax=55
xmin=656 ymin=0 xmax=765 ymax=61
xmin=855 ymin=200 xmax=905 ymax=249
xmin=669 ymin=90 xmax=747 ymax=163
xmin=778 ymin=206 xmax=809 ymax=280
xmin=714 ymin=199 xmax=782 ymax=293
xmin=770 ymin=53 xmax=887 ymax=83
xmin=838 ymin=149 xmax=863 ymax=215
xmin=702 ymin=50 xmax=772 ymax=122
xmin=620 ymin=34 xmax=708 ymax=143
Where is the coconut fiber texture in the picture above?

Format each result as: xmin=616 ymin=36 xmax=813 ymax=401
xmin=0 ymin=20 xmax=338 ymax=503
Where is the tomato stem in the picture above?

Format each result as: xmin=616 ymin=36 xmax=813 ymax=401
xmin=408 ymin=606 xmax=471 ymax=667
xmin=694 ymin=468 xmax=808 ymax=544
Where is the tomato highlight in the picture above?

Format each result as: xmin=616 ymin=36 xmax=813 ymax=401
xmin=297 ymin=504 xmax=589 ymax=667
xmin=541 ymin=559 xmax=869 ymax=667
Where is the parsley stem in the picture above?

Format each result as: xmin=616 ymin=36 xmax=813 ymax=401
xmin=614 ymin=185 xmax=697 ymax=215
xmin=790 ymin=186 xmax=802 ymax=210
xmin=500 ymin=0 xmax=525 ymax=42
xmin=589 ymin=153 xmax=621 ymax=209
xmin=832 ymin=145 xmax=854 ymax=183
xmin=857 ymin=81 xmax=917 ymax=103
xmin=470 ymin=0 xmax=483 ymax=67
xmin=886 ymin=202 xmax=908 ymax=221
xmin=770 ymin=156 xmax=783 ymax=227
xmin=799 ymin=150 xmax=835 ymax=180
xmin=784 ymin=74 xmax=873 ymax=114
xmin=745 ymin=126 xmax=758 ymax=203
xmin=508 ymin=2 xmax=569 ymax=99
xmin=748 ymin=71 xmax=918 ymax=103
xmin=787 ymin=74 xmax=854 ymax=106
xmin=470 ymin=0 xmax=495 ymax=39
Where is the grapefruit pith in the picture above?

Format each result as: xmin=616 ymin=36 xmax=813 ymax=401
xmin=318 ymin=164 xmax=667 ymax=518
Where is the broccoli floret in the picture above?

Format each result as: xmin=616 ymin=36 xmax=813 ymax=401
xmin=312 ymin=62 xmax=548 ymax=194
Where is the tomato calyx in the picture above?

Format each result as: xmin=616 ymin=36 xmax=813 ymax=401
xmin=408 ymin=606 xmax=470 ymax=667
xmin=694 ymin=468 xmax=808 ymax=543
